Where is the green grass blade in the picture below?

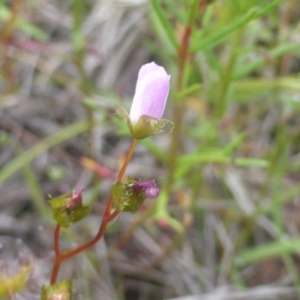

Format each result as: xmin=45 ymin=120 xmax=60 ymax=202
xmin=150 ymin=0 xmax=178 ymax=50
xmin=0 ymin=120 xmax=89 ymax=184
xmin=191 ymin=0 xmax=281 ymax=52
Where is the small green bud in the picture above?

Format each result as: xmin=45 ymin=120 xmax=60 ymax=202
xmin=111 ymin=178 xmax=146 ymax=213
xmin=41 ymin=280 xmax=73 ymax=300
xmin=49 ymin=189 xmax=90 ymax=228
xmin=115 ymin=107 xmax=173 ymax=140
xmin=111 ymin=178 xmax=159 ymax=213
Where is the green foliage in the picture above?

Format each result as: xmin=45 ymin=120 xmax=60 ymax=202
xmin=150 ymin=0 xmax=178 ymax=52
xmin=0 ymin=4 xmax=47 ymax=40
xmin=0 ymin=120 xmax=89 ymax=185
xmin=237 ymin=238 xmax=300 ymax=266
xmin=2 ymin=0 xmax=300 ymax=297
xmin=147 ymin=0 xmax=300 ymax=295
xmin=191 ymin=0 xmax=281 ymax=52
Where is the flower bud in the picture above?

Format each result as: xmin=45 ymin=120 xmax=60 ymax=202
xmin=115 ymin=62 xmax=173 ymax=139
xmin=41 ymin=280 xmax=72 ymax=300
xmin=65 ymin=188 xmax=83 ymax=209
xmin=111 ymin=178 xmax=159 ymax=213
xmin=131 ymin=180 xmax=159 ymax=198
xmin=130 ymin=62 xmax=170 ymax=125
xmin=49 ymin=188 xmax=90 ymax=228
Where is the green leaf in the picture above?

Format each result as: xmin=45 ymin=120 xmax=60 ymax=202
xmin=0 ymin=4 xmax=47 ymax=41
xmin=176 ymin=149 xmax=229 ymax=179
xmin=150 ymin=0 xmax=178 ymax=51
xmin=234 ymin=43 xmax=300 ymax=79
xmin=235 ymin=158 xmax=269 ymax=168
xmin=17 ymin=21 xmax=48 ymax=41
xmin=0 ymin=120 xmax=89 ymax=185
xmin=175 ymin=83 xmax=202 ymax=99
xmin=223 ymin=132 xmax=247 ymax=155
xmin=191 ymin=0 xmax=281 ymax=52
xmin=141 ymin=139 xmax=167 ymax=161
xmin=236 ymin=238 xmax=300 ymax=266
xmin=191 ymin=8 xmax=258 ymax=52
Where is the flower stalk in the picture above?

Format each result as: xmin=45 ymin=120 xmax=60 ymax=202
xmin=50 ymin=139 xmax=138 ymax=284
xmin=49 ymin=61 xmax=171 ymax=286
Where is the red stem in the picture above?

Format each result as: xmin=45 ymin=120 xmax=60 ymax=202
xmin=59 ymin=195 xmax=114 ymax=260
xmin=166 ymin=25 xmax=192 ymax=194
xmin=50 ymin=139 xmax=137 ymax=284
xmin=117 ymin=139 xmax=137 ymax=180
xmin=54 ymin=224 xmax=61 ymax=256
xmin=50 ymin=260 xmax=61 ymax=284
xmin=107 ymin=210 xmax=120 ymax=222
xmin=177 ymin=26 xmax=191 ymax=91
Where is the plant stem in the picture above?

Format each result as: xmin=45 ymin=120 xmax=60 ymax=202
xmin=54 ymin=224 xmax=61 ymax=256
xmin=50 ymin=260 xmax=61 ymax=285
xmin=118 ymin=139 xmax=138 ymax=180
xmin=165 ymin=24 xmax=192 ymax=195
xmin=50 ymin=225 xmax=61 ymax=284
xmin=0 ymin=0 xmax=22 ymax=92
xmin=59 ymin=196 xmax=115 ymax=260
xmin=50 ymin=139 xmax=138 ymax=284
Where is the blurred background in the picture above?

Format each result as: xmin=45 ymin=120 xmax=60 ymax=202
xmin=1 ymin=0 xmax=300 ymax=299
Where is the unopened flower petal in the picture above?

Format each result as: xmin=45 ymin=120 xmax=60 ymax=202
xmin=130 ymin=62 xmax=170 ymax=125
xmin=132 ymin=180 xmax=159 ymax=199
xmin=144 ymin=186 xmax=159 ymax=198
xmin=137 ymin=62 xmax=168 ymax=82
xmin=65 ymin=188 xmax=84 ymax=209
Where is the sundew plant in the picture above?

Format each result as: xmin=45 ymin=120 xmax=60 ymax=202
xmin=0 ymin=0 xmax=300 ymax=299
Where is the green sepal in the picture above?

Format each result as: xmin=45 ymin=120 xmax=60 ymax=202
xmin=51 ymin=205 xmax=90 ymax=228
xmin=133 ymin=116 xmax=174 ymax=139
xmin=49 ymin=193 xmax=72 ymax=209
xmin=49 ymin=194 xmax=90 ymax=228
xmin=41 ymin=280 xmax=73 ymax=300
xmin=115 ymin=106 xmax=133 ymax=131
xmin=111 ymin=177 xmax=146 ymax=213
xmin=115 ymin=106 xmax=174 ymax=140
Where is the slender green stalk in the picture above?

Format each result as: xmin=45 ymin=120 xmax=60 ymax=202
xmin=22 ymin=159 xmax=52 ymax=222
xmin=214 ymin=28 xmax=243 ymax=119
xmin=72 ymin=0 xmax=95 ymax=159
xmin=165 ymin=0 xmax=199 ymax=195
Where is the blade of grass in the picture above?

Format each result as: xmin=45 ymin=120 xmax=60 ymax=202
xmin=0 ymin=120 xmax=89 ymax=184
xmin=150 ymin=0 xmax=178 ymax=50
xmin=22 ymin=157 xmax=53 ymax=223
xmin=191 ymin=0 xmax=281 ymax=52
xmin=236 ymin=238 xmax=300 ymax=266
xmin=234 ymin=43 xmax=300 ymax=79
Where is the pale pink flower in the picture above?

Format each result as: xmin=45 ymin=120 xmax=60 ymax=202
xmin=129 ymin=62 xmax=170 ymax=125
